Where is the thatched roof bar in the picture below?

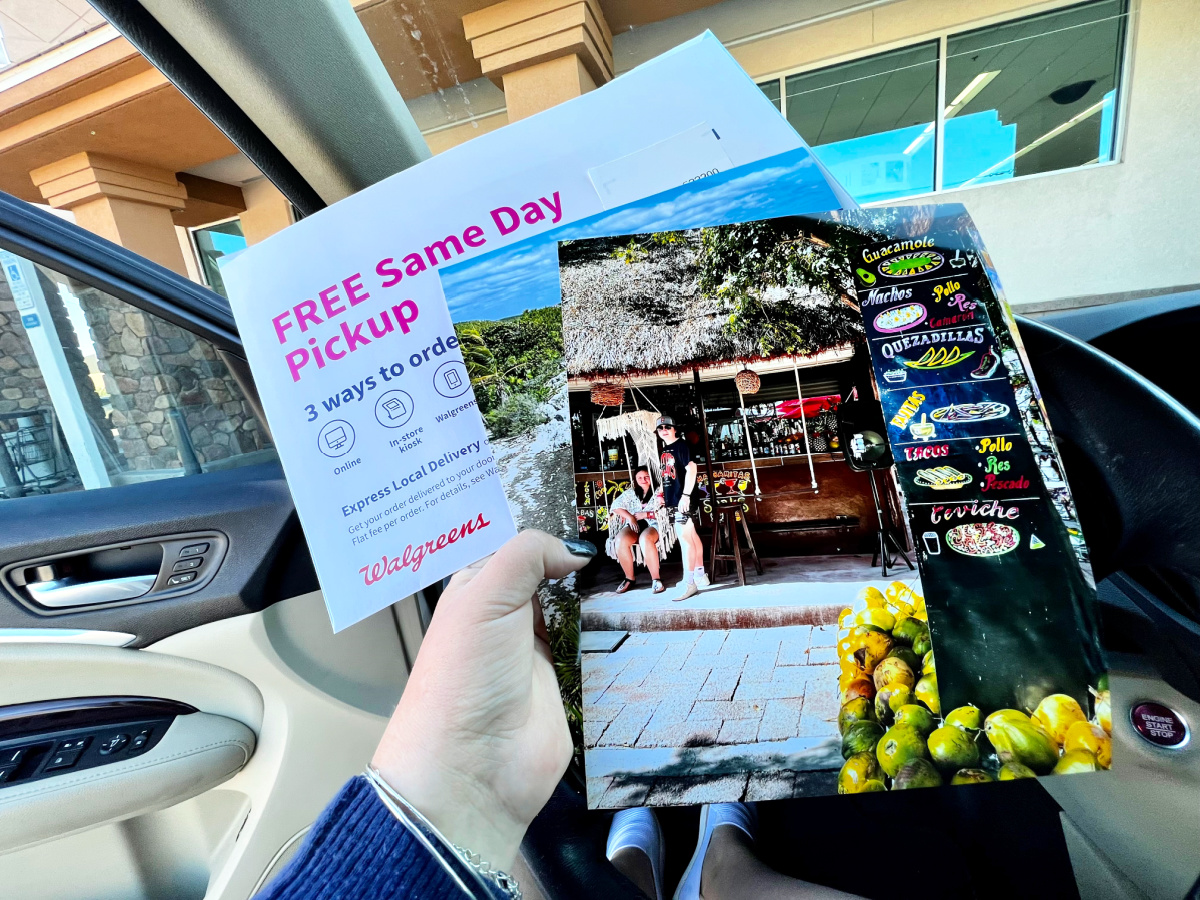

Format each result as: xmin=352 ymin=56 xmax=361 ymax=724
xmin=560 ymin=229 xmax=861 ymax=381
xmin=566 ymin=346 xmax=855 ymax=391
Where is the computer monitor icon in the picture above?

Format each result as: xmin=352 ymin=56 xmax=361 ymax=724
xmin=325 ymin=426 xmax=348 ymax=450
xmin=383 ymin=397 xmax=406 ymax=419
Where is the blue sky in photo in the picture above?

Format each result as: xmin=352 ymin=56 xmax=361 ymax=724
xmin=441 ymin=145 xmax=847 ymax=323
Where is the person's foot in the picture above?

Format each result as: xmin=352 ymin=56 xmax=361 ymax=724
xmin=673 ymin=803 xmax=757 ymax=900
xmin=652 ymin=579 xmax=665 ymax=594
xmin=616 ymin=577 xmax=636 ymax=594
xmin=693 ymin=567 xmax=710 ymax=589
xmin=673 ymin=581 xmax=699 ymax=603
xmin=607 ymin=807 xmax=665 ymax=900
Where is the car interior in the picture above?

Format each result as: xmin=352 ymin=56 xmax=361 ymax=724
xmin=0 ymin=2 xmax=1196 ymax=899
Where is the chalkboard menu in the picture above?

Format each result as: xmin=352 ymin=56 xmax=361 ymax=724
xmin=852 ymin=209 xmax=1105 ymax=715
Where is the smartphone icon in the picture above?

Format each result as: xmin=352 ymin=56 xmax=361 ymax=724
xmin=445 ymin=369 xmax=462 ymax=389
xmin=922 ymin=531 xmax=941 ymax=555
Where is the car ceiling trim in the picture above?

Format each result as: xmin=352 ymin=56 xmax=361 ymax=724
xmin=87 ymin=0 xmax=326 ymax=217
xmin=127 ymin=0 xmax=430 ymax=204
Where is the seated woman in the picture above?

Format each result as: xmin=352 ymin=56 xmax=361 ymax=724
xmin=608 ymin=466 xmax=665 ymax=594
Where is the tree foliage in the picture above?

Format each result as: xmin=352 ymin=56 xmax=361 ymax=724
xmin=454 ymin=305 xmax=563 ymax=438
xmin=694 ymin=219 xmax=864 ymax=357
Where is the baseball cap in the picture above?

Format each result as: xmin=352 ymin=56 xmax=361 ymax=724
xmin=655 ymin=416 xmax=676 ymax=429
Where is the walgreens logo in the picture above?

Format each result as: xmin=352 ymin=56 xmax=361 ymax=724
xmin=360 ymin=513 xmax=491 ymax=584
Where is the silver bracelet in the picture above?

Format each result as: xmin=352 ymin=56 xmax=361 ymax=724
xmin=363 ymin=765 xmax=522 ymax=900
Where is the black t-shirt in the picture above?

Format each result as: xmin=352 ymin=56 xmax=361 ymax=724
xmin=660 ymin=438 xmax=691 ymax=507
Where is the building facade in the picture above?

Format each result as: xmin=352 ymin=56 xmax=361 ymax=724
xmin=0 ymin=0 xmax=1192 ymax=311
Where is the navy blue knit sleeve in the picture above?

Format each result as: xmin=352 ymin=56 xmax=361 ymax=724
xmin=255 ymin=776 xmax=462 ymax=900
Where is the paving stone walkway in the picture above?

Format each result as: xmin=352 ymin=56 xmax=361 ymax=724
xmin=582 ymin=624 xmax=843 ymax=808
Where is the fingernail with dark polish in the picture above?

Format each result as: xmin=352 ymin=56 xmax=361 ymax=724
xmin=563 ymin=538 xmax=597 ymax=558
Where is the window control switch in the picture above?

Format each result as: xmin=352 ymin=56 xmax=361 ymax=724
xmin=128 ymin=728 xmax=153 ymax=754
xmin=55 ymin=737 xmax=89 ymax=753
xmin=0 ymin=765 xmax=17 ymax=784
xmin=0 ymin=747 xmax=25 ymax=766
xmin=45 ymin=749 xmax=82 ymax=771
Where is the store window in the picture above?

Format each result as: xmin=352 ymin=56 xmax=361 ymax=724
xmin=782 ymin=43 xmax=939 ymax=204
xmin=943 ymin=0 xmax=1126 ymax=189
xmin=700 ymin=371 xmax=847 ymax=464
xmin=191 ymin=219 xmax=248 ymax=299
xmin=759 ymin=79 xmax=781 ymax=111
xmin=760 ymin=0 xmax=1127 ymax=203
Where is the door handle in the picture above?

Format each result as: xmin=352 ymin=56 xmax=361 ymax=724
xmin=26 ymin=574 xmax=157 ymax=609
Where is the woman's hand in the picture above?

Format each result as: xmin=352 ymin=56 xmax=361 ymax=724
xmin=371 ymin=531 xmax=594 ymax=871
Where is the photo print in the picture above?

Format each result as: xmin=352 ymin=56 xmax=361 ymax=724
xmin=560 ymin=207 xmax=1109 ymax=808
xmin=434 ymin=144 xmax=1110 ymax=808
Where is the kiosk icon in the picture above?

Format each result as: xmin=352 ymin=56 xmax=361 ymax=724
xmin=374 ymin=389 xmax=415 ymax=428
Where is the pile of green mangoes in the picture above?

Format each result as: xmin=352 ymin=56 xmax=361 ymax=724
xmin=835 ymin=583 xmax=1113 ymax=792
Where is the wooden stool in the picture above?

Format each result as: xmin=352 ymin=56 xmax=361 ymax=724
xmin=708 ymin=504 xmax=763 ymax=586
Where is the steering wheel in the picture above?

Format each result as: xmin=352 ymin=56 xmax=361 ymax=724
xmin=1017 ymin=316 xmax=1200 ymax=701
xmin=520 ymin=317 xmax=1200 ymax=898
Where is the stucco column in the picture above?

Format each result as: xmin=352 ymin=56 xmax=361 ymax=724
xmin=239 ymin=178 xmax=294 ymax=246
xmin=30 ymin=152 xmax=189 ymax=275
xmin=463 ymin=0 xmax=613 ymax=122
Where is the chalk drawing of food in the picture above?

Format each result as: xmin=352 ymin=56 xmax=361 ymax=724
xmin=874 ymin=303 xmax=928 ymax=333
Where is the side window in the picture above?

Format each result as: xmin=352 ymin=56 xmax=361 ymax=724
xmin=0 ymin=248 xmax=275 ymax=499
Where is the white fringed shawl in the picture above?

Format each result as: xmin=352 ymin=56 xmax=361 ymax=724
xmin=597 ymin=410 xmax=662 ymax=480
xmin=597 ymin=409 xmax=677 ymax=562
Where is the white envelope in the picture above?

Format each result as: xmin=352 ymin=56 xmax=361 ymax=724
xmin=222 ymin=32 xmax=808 ymax=631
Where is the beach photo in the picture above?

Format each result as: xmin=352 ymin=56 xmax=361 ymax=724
xmin=564 ymin=208 xmax=1111 ymax=808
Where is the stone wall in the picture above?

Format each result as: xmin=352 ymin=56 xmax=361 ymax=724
xmin=0 ymin=264 xmax=271 ymax=489
xmin=72 ymin=281 xmax=270 ymax=471
xmin=0 ymin=286 xmax=53 ymax=415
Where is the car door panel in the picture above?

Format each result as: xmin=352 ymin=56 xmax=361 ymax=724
xmin=146 ymin=592 xmax=404 ymax=900
xmin=0 ymin=710 xmax=255 ymax=855
xmin=0 ymin=643 xmax=263 ymax=732
xmin=0 ymin=589 xmax=408 ymax=898
xmin=0 ymin=462 xmax=315 ymax=645
xmin=0 ymin=186 xmax=418 ymax=898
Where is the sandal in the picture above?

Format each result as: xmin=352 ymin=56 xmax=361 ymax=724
xmin=652 ymin=580 xmax=665 ymax=594
xmin=615 ymin=578 xmax=637 ymax=594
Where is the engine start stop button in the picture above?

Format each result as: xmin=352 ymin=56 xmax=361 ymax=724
xmin=1130 ymin=702 xmax=1189 ymax=748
